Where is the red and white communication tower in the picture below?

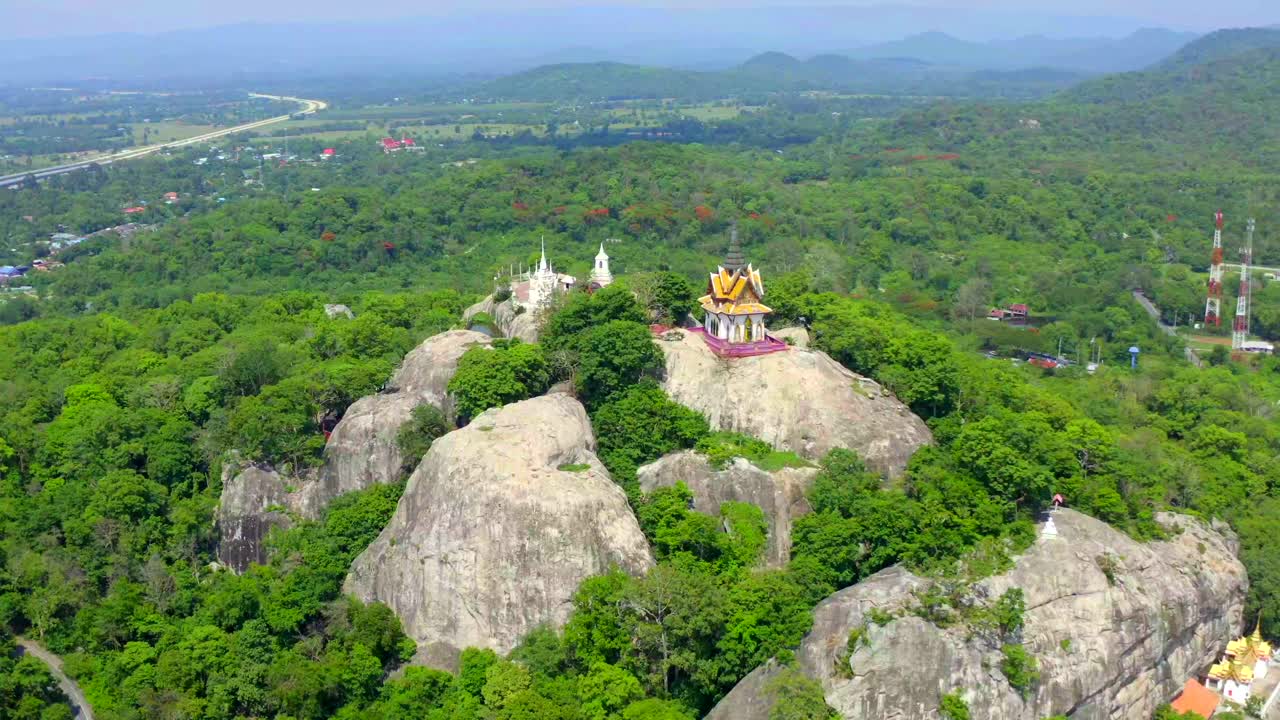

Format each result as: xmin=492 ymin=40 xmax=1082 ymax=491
xmin=1232 ymin=218 xmax=1256 ymax=350
xmin=1205 ymin=210 xmax=1225 ymax=326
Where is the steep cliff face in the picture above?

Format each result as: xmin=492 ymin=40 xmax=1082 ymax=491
xmin=636 ymin=450 xmax=817 ymax=568
xmin=215 ymin=329 xmax=491 ymax=572
xmin=463 ymin=294 xmax=540 ymax=344
xmin=344 ymin=394 xmax=654 ymax=670
xmin=215 ymin=463 xmax=292 ymax=571
xmin=655 ymin=329 xmax=931 ymax=477
xmin=709 ymin=510 xmax=1248 ymax=720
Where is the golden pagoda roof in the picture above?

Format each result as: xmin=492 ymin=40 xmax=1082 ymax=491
xmin=1227 ymin=626 xmax=1272 ymax=663
xmin=1209 ymin=658 xmax=1254 ymax=684
xmin=707 ymin=265 xmax=765 ymax=303
xmin=700 ymin=263 xmax=772 ymax=317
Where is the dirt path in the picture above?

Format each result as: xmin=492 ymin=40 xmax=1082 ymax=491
xmin=15 ymin=637 xmax=94 ymax=720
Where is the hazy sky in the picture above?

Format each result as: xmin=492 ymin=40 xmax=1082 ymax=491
xmin=0 ymin=0 xmax=1274 ymax=38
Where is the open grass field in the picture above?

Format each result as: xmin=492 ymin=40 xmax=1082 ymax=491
xmin=127 ymin=121 xmax=220 ymax=144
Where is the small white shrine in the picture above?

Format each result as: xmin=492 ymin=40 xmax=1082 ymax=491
xmin=589 ymin=242 xmax=614 ymax=289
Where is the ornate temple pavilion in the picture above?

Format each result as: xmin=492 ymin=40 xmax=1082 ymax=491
xmin=693 ymin=226 xmax=787 ymax=357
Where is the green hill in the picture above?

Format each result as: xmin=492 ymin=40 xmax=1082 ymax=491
xmin=478 ymin=61 xmax=721 ymax=101
xmin=1156 ymin=27 xmax=1280 ymax=68
xmin=886 ymin=27 xmax=1280 ymax=171
xmin=476 ymin=52 xmax=1085 ymax=102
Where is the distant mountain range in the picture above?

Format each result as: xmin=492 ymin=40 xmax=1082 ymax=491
xmin=0 ymin=5 xmax=1196 ymax=87
xmin=471 ymin=26 xmax=1214 ymax=104
xmin=476 ymin=53 xmax=1090 ymax=103
xmin=843 ymin=28 xmax=1199 ymax=72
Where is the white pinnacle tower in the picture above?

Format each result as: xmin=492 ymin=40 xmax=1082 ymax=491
xmin=590 ymin=242 xmax=614 ymax=288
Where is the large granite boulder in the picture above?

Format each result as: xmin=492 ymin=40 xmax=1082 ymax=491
xmin=344 ymin=394 xmax=654 ymax=669
xmin=215 ymin=329 xmax=491 ymax=571
xmin=312 ymin=328 xmax=493 ymax=507
xmin=464 ymin=294 xmax=540 ymax=344
xmin=215 ymin=463 xmax=292 ymax=571
xmin=656 ymin=329 xmax=930 ymax=477
xmin=708 ymin=509 xmax=1248 ymax=720
xmin=636 ymin=450 xmax=817 ymax=568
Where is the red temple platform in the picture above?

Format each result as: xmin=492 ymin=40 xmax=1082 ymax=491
xmin=687 ymin=327 xmax=789 ymax=357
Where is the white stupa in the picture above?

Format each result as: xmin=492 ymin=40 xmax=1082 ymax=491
xmin=590 ymin=242 xmax=614 ymax=289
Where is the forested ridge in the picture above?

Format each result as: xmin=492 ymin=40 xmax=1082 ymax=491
xmin=1 ymin=27 xmax=1280 ymax=720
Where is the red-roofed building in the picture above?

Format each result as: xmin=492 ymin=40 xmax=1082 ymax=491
xmin=123 ymin=206 xmax=145 ymax=214
xmin=401 ymin=137 xmax=415 ymax=147
xmin=163 ymin=191 xmax=178 ymax=204
xmin=1169 ymin=678 xmax=1220 ymax=718
xmin=380 ymin=137 xmax=402 ymax=152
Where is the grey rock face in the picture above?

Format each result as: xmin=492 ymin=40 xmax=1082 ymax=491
xmin=769 ymin=326 xmax=809 ymax=348
xmin=636 ymin=450 xmax=817 ymax=567
xmin=656 ymin=329 xmax=931 ymax=477
xmin=463 ymin=294 xmax=541 ymax=343
xmin=215 ymin=463 xmax=292 ymax=571
xmin=344 ymin=394 xmax=654 ymax=669
xmin=324 ymin=303 xmax=355 ymax=319
xmin=215 ymin=329 xmax=491 ymax=571
xmin=708 ymin=510 xmax=1248 ymax=720
xmin=312 ymin=328 xmax=493 ymax=508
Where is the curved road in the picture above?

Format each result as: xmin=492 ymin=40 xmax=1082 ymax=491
xmin=0 ymin=92 xmax=327 ymax=188
xmin=16 ymin=637 xmax=94 ymax=719
xmin=1132 ymin=290 xmax=1203 ymax=368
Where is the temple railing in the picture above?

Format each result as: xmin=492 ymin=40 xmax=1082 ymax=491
xmin=688 ymin=327 xmax=788 ymax=357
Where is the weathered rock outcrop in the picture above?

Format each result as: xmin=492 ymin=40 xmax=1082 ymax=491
xmin=656 ymin=329 xmax=930 ymax=477
xmin=708 ymin=509 xmax=1248 ymax=720
xmin=307 ymin=328 xmax=493 ymax=510
xmin=344 ymin=394 xmax=654 ymax=669
xmin=216 ymin=329 xmax=491 ymax=571
xmin=463 ymin=294 xmax=540 ymax=343
xmin=637 ymin=450 xmax=817 ymax=567
xmin=769 ymin=326 xmax=809 ymax=348
xmin=215 ymin=463 xmax=292 ymax=571
xmin=324 ymin=303 xmax=354 ymax=319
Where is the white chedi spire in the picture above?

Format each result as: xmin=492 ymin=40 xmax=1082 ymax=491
xmin=591 ymin=241 xmax=614 ymax=287
xmin=538 ymin=236 xmax=549 ymax=273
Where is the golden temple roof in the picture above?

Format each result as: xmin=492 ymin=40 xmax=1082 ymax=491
xmin=1209 ymin=659 xmax=1254 ymax=684
xmin=708 ymin=265 xmax=765 ymax=303
xmin=1227 ymin=622 xmax=1273 ymax=663
xmin=700 ymin=263 xmax=772 ymax=317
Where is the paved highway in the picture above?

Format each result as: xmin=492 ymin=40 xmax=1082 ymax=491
xmin=0 ymin=92 xmax=327 ymax=189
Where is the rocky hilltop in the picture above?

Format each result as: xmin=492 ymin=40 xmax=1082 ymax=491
xmin=344 ymin=394 xmax=654 ymax=669
xmin=637 ymin=450 xmax=817 ymax=567
xmin=464 ymin=293 xmax=540 ymax=343
xmin=656 ymin=329 xmax=931 ymax=477
xmin=216 ymin=329 xmax=491 ymax=571
xmin=708 ymin=509 xmax=1248 ymax=720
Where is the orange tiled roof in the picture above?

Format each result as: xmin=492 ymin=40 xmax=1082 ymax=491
xmin=1170 ymin=678 xmax=1219 ymax=718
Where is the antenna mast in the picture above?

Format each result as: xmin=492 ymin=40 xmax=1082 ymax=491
xmin=1205 ymin=210 xmax=1225 ymax=327
xmin=1232 ymin=218 xmax=1256 ymax=350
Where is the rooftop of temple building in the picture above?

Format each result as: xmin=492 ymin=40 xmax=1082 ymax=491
xmin=1209 ymin=658 xmax=1254 ymax=684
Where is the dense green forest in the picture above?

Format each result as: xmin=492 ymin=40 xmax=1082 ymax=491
xmin=2 ymin=25 xmax=1280 ymax=720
